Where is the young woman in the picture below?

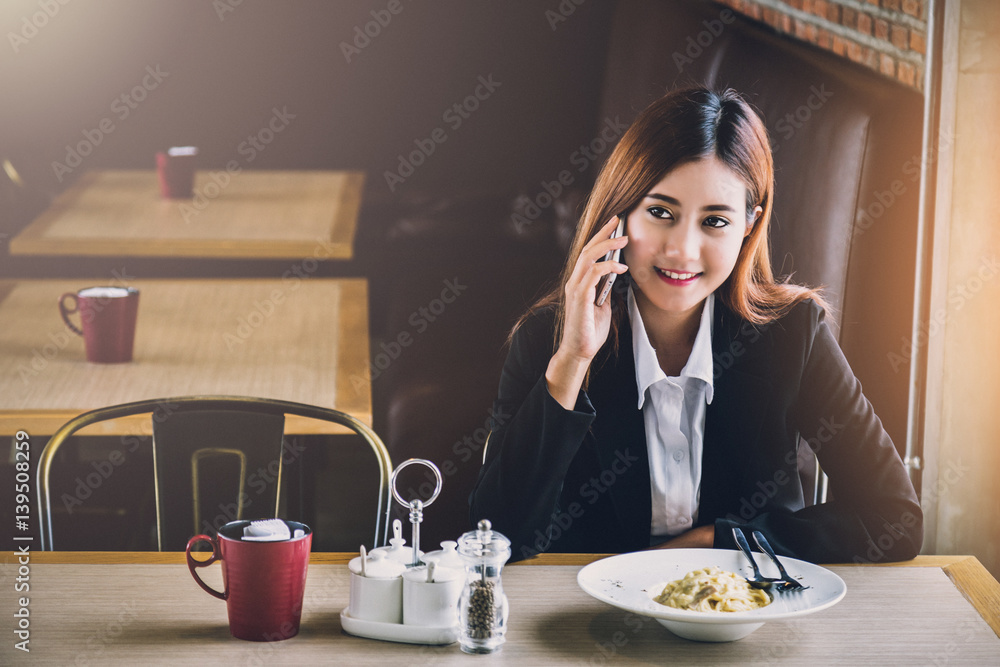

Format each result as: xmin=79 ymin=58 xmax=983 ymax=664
xmin=470 ymin=87 xmax=922 ymax=563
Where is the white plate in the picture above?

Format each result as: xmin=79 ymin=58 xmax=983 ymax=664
xmin=339 ymin=608 xmax=459 ymax=645
xmin=577 ymin=548 xmax=846 ymax=642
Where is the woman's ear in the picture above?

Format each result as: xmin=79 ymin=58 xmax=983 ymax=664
xmin=746 ymin=205 xmax=763 ymax=237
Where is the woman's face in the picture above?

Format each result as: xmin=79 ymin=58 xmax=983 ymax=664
xmin=622 ymin=156 xmax=758 ymax=320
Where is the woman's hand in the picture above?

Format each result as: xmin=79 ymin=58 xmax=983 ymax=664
xmin=545 ymin=217 xmax=628 ymax=409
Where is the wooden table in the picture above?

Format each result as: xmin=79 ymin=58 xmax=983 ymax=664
xmin=9 ymin=170 xmax=364 ymax=259
xmin=3 ymin=552 xmax=997 ymax=665
xmin=0 ymin=278 xmax=371 ymax=435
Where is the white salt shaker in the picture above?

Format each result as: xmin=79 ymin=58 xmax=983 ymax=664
xmin=348 ymin=547 xmax=405 ymax=624
xmin=402 ymin=561 xmax=465 ymax=627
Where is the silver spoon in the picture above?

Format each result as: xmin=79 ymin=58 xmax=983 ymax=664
xmin=732 ymin=527 xmax=782 ymax=590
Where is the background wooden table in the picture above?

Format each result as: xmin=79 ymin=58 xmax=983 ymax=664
xmin=3 ymin=553 xmax=997 ymax=665
xmin=9 ymin=170 xmax=364 ymax=259
xmin=0 ymin=278 xmax=371 ymax=435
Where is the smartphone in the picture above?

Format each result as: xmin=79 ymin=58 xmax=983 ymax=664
xmin=594 ymin=213 xmax=626 ymax=307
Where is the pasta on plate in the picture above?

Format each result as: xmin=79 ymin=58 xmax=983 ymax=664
xmin=654 ymin=566 xmax=771 ymax=612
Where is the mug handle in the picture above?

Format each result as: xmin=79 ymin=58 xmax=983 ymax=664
xmin=186 ymin=534 xmax=227 ymax=600
xmin=58 ymin=293 xmax=83 ymax=336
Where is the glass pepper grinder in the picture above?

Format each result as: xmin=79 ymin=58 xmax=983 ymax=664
xmin=457 ymin=519 xmax=511 ymax=654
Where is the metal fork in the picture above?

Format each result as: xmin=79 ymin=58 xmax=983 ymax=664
xmin=731 ymin=527 xmax=782 ymax=590
xmin=751 ymin=530 xmax=810 ymax=591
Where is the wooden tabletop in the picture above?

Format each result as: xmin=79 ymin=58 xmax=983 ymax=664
xmin=8 ymin=170 xmax=364 ymax=259
xmin=0 ymin=278 xmax=371 ymax=435
xmin=3 ymin=552 xmax=998 ymax=665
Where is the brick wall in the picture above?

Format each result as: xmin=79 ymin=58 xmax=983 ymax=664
xmin=713 ymin=0 xmax=928 ymax=91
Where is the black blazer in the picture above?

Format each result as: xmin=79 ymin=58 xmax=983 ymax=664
xmin=470 ymin=299 xmax=922 ymax=563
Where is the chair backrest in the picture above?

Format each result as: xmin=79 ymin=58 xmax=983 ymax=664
xmin=37 ymin=396 xmax=393 ymax=551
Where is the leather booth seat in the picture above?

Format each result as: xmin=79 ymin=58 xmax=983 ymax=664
xmin=363 ymin=0 xmax=922 ymax=546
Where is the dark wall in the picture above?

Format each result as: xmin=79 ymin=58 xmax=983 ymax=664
xmin=1 ymin=0 xmax=613 ymax=203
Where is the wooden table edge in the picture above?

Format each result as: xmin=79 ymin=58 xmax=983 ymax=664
xmin=13 ymin=551 xmax=995 ymax=637
xmin=10 ymin=551 xmax=982 ymax=568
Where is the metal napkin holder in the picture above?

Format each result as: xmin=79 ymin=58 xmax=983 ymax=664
xmin=389 ymin=458 xmax=443 ymax=567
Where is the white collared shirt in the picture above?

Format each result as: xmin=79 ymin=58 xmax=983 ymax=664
xmin=628 ymin=287 xmax=715 ymax=537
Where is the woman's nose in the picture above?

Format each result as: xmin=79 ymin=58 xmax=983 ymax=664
xmin=663 ymin=221 xmax=699 ymax=260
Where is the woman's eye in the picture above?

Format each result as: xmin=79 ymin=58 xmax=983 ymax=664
xmin=647 ymin=206 xmax=673 ymax=220
xmin=703 ymin=216 xmax=730 ymax=229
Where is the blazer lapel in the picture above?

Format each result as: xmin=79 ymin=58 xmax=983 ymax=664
xmin=699 ymin=304 xmax=773 ymax=521
xmin=587 ymin=319 xmax=652 ymax=547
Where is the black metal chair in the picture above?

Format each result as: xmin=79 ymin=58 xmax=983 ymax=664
xmin=37 ymin=396 xmax=393 ymax=551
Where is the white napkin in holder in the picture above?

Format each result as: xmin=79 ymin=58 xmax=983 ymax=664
xmin=242 ymin=519 xmax=292 ymax=542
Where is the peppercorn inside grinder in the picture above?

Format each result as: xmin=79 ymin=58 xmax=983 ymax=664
xmin=457 ymin=519 xmax=511 ymax=654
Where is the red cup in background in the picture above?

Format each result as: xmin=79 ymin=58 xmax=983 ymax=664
xmin=186 ymin=520 xmax=312 ymax=642
xmin=58 ymin=286 xmax=139 ymax=363
xmin=156 ymin=146 xmax=198 ymax=198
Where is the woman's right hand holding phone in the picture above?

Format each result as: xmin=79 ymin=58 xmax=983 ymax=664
xmin=545 ymin=216 xmax=628 ymax=410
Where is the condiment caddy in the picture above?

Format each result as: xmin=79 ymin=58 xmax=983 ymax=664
xmin=339 ymin=459 xmax=511 ymax=651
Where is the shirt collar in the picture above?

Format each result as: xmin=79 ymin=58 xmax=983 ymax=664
xmin=628 ymin=287 xmax=715 ymax=409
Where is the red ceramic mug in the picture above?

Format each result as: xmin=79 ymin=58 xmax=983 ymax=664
xmin=186 ymin=520 xmax=312 ymax=642
xmin=58 ymin=286 xmax=139 ymax=363
xmin=156 ymin=146 xmax=198 ymax=199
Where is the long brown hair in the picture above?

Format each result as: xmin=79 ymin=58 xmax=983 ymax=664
xmin=516 ymin=87 xmax=825 ymax=360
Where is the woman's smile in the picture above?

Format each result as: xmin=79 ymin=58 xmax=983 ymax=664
xmin=654 ymin=267 xmax=703 ymax=285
